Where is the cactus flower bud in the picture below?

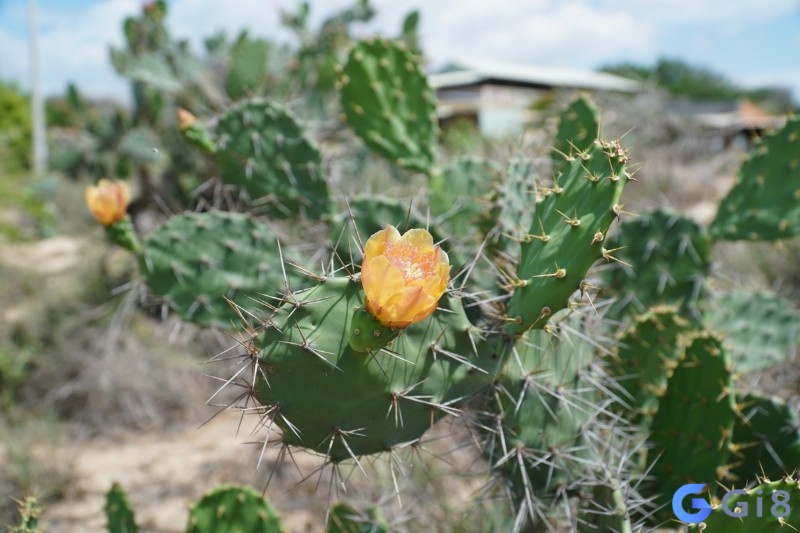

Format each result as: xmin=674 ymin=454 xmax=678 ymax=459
xmin=361 ymin=225 xmax=450 ymax=328
xmin=176 ymin=107 xmax=197 ymax=131
xmin=85 ymin=179 xmax=131 ymax=226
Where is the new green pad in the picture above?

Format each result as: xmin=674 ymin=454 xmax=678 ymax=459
xmin=710 ymin=116 xmax=800 ymax=241
xmin=214 ymin=98 xmax=329 ymax=219
xmin=340 ymin=37 xmax=437 ymax=174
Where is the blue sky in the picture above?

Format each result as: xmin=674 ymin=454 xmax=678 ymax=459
xmin=1 ymin=0 xmax=799 ymax=103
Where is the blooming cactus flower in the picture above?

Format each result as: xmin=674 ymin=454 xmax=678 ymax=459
xmin=85 ymin=179 xmax=131 ymax=226
xmin=361 ymin=225 xmax=450 ymax=328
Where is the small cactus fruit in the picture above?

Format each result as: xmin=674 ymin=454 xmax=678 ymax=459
xmin=360 ymin=225 xmax=450 ymax=329
xmin=214 ymin=98 xmax=329 ymax=220
xmin=85 ymin=179 xmax=131 ymax=226
xmin=105 ymin=482 xmax=138 ymax=533
xmin=186 ymin=485 xmax=282 ymax=533
xmin=705 ymin=290 xmax=800 ymax=372
xmin=253 ymin=275 xmax=493 ymax=460
xmin=505 ymin=138 xmax=629 ymax=334
xmin=710 ymin=115 xmax=800 ymax=241
xmin=339 ymin=37 xmax=437 ymax=175
xmin=730 ymin=392 xmax=800 ymax=484
xmin=177 ymin=107 xmax=216 ymax=154
xmin=686 ymin=476 xmax=800 ymax=532
xmin=645 ymin=332 xmax=735 ymax=524
xmin=603 ymin=209 xmax=712 ymax=321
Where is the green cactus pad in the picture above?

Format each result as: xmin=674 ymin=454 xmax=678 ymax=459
xmin=730 ymin=393 xmax=800 ymax=484
xmin=646 ymin=332 xmax=735 ymax=522
xmin=705 ymin=290 xmax=800 ymax=372
xmin=553 ymin=96 xmax=600 ymax=175
xmin=214 ymin=98 xmax=329 ymax=219
xmin=603 ymin=209 xmax=712 ymax=320
xmin=687 ymin=477 xmax=800 ymax=531
xmin=226 ymin=34 xmax=270 ymax=100
xmin=327 ymin=503 xmax=389 ymax=533
xmin=142 ymin=211 xmax=304 ymax=329
xmin=429 ymin=156 xmax=501 ymax=237
xmin=505 ymin=138 xmax=629 ymax=334
xmin=339 ymin=37 xmax=437 ymax=175
xmin=105 ymin=483 xmax=138 ymax=533
xmin=493 ymin=158 xmax=539 ymax=248
xmin=710 ymin=116 xmax=800 ymax=241
xmin=186 ymin=485 xmax=283 ymax=533
xmin=487 ymin=316 xmax=598 ymax=499
xmin=610 ymin=306 xmax=690 ymax=423
xmin=253 ymin=276 xmax=495 ymax=460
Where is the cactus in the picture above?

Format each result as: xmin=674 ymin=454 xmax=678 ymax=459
xmin=609 ymin=306 xmax=690 ymax=423
xmin=105 ymin=483 xmax=138 ymax=533
xmin=327 ymin=503 xmax=389 ymax=533
xmin=705 ymin=290 xmax=800 ymax=372
xmin=505 ymin=138 xmax=629 ymax=334
xmin=225 ymin=32 xmax=270 ymax=100
xmin=577 ymin=479 xmax=633 ymax=533
xmin=252 ymin=275 xmax=495 ymax=460
xmin=339 ymin=37 xmax=437 ymax=175
xmin=552 ymin=95 xmax=600 ymax=175
xmin=214 ymin=98 xmax=330 ymax=219
xmin=710 ymin=116 xmax=800 ymax=241
xmin=686 ymin=476 xmax=800 ymax=531
xmin=730 ymin=393 xmax=800 ymax=484
xmin=186 ymin=485 xmax=283 ymax=533
xmin=603 ymin=209 xmax=712 ymax=320
xmin=492 ymin=158 xmax=539 ymax=251
xmin=141 ymin=211 xmax=304 ymax=329
xmin=429 ymin=156 xmax=501 ymax=237
xmin=483 ymin=315 xmax=603 ymax=525
xmin=645 ymin=332 xmax=736 ymax=522
xmin=9 ymin=496 xmax=42 ymax=533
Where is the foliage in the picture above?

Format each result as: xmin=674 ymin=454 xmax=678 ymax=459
xmin=0 ymin=82 xmax=31 ymax=172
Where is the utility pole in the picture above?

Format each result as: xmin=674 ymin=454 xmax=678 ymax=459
xmin=28 ymin=0 xmax=47 ymax=174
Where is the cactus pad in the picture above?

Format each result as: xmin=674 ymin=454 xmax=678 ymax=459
xmin=327 ymin=503 xmax=389 ymax=533
xmin=339 ymin=37 xmax=437 ymax=174
xmin=429 ymin=156 xmax=501 ymax=237
xmin=186 ymin=485 xmax=282 ymax=533
xmin=105 ymin=483 xmax=138 ymax=533
xmin=214 ymin=98 xmax=329 ymax=219
xmin=710 ymin=116 xmax=800 ymax=241
xmin=142 ymin=211 xmax=302 ymax=329
xmin=553 ymin=95 xmax=600 ymax=175
xmin=705 ymin=290 xmax=800 ymax=372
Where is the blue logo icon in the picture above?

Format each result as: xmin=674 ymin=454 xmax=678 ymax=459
xmin=673 ymin=483 xmax=711 ymax=523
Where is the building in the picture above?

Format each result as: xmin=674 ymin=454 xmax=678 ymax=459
xmin=430 ymin=59 xmax=641 ymax=137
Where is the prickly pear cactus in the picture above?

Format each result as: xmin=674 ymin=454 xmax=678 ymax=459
xmin=687 ymin=476 xmax=800 ymax=531
xmin=105 ymin=483 xmax=138 ymax=533
xmin=705 ymin=290 xmax=800 ymax=371
xmin=214 ymin=98 xmax=330 ymax=219
xmin=609 ymin=306 xmax=690 ymax=423
xmin=645 ymin=332 xmax=736 ymax=522
xmin=505 ymin=138 xmax=629 ymax=334
xmin=604 ymin=209 xmax=712 ymax=320
xmin=142 ymin=211 xmax=303 ymax=329
xmin=484 ymin=315 xmax=601 ymax=523
xmin=339 ymin=37 xmax=437 ymax=175
xmin=578 ymin=478 xmax=633 ymax=533
xmin=428 ymin=156 xmax=501 ymax=237
xmin=9 ymin=496 xmax=42 ymax=533
xmin=327 ymin=503 xmax=389 ymax=533
xmin=552 ymin=95 xmax=600 ymax=175
xmin=253 ymin=275 xmax=494 ymax=460
xmin=710 ymin=116 xmax=800 ymax=241
xmin=186 ymin=485 xmax=283 ymax=533
xmin=730 ymin=393 xmax=800 ymax=484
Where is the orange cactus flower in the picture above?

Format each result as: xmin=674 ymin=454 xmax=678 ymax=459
xmin=85 ymin=179 xmax=131 ymax=226
xmin=361 ymin=225 xmax=450 ymax=328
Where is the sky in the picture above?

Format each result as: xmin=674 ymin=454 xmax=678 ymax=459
xmin=1 ymin=0 xmax=799 ymax=104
